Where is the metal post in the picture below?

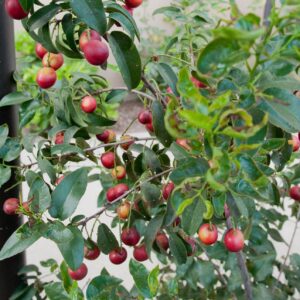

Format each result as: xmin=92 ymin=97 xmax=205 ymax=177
xmin=0 ymin=5 xmax=25 ymax=300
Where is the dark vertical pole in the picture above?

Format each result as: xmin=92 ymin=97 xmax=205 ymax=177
xmin=0 ymin=5 xmax=25 ymax=300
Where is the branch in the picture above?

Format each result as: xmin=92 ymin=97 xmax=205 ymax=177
xmin=226 ymin=194 xmax=253 ymax=300
xmin=263 ymin=0 xmax=273 ymax=27
xmin=76 ymin=168 xmax=173 ymax=226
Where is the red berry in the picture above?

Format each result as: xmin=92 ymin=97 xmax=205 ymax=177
xmin=117 ymin=201 xmax=131 ymax=220
xmin=224 ymin=229 xmax=245 ymax=252
xmin=54 ymin=132 xmax=64 ymax=145
xmin=68 ymin=263 xmax=88 ymax=281
xmin=190 ymin=76 xmax=207 ymax=88
xmin=3 ymin=198 xmax=19 ymax=215
xmin=35 ymin=43 xmax=47 ymax=60
xmin=123 ymin=5 xmax=133 ymax=15
xmin=125 ymin=0 xmax=143 ymax=8
xmin=96 ymin=129 xmax=116 ymax=143
xmin=111 ymin=166 xmax=126 ymax=180
xmin=162 ymin=182 xmax=175 ymax=200
xmin=292 ymin=135 xmax=300 ymax=152
xmin=79 ymin=30 xmax=101 ymax=51
xmin=42 ymin=53 xmax=64 ymax=71
xmin=289 ymin=186 xmax=300 ymax=201
xmin=121 ymin=227 xmax=140 ymax=246
xmin=198 ymin=223 xmax=218 ymax=246
xmin=120 ymin=135 xmax=134 ymax=150
xmin=155 ymin=232 xmax=169 ymax=251
xmin=133 ymin=244 xmax=148 ymax=261
xmin=138 ymin=110 xmax=152 ymax=125
xmin=101 ymin=152 xmax=115 ymax=169
xmin=83 ymin=40 xmax=109 ymax=66
xmin=5 ymin=0 xmax=28 ymax=20
xmin=146 ymin=122 xmax=154 ymax=132
xmin=106 ymin=183 xmax=129 ymax=202
xmin=81 ymin=96 xmax=97 ymax=113
xmin=84 ymin=244 xmax=100 ymax=260
xmin=109 ymin=247 xmax=127 ymax=264
xmin=36 ymin=67 xmax=57 ymax=89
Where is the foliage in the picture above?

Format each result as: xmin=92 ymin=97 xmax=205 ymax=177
xmin=1 ymin=0 xmax=300 ymax=299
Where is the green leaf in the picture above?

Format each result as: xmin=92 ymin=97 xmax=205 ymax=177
xmin=141 ymin=182 xmax=161 ymax=204
xmin=0 ymin=223 xmax=46 ymax=261
xmin=97 ymin=223 xmax=119 ymax=254
xmin=169 ymin=233 xmax=187 ymax=265
xmin=0 ymin=124 xmax=8 ymax=148
xmin=44 ymin=282 xmax=70 ymax=300
xmin=212 ymin=27 xmax=265 ymax=41
xmin=129 ymin=259 xmax=151 ymax=298
xmin=70 ymin=0 xmax=107 ymax=35
xmin=258 ymin=88 xmax=300 ymax=132
xmin=27 ymin=3 xmax=60 ymax=31
xmin=148 ymin=266 xmax=160 ymax=297
xmin=108 ymin=31 xmax=141 ymax=90
xmin=0 ymin=138 xmax=21 ymax=162
xmin=0 ymin=166 xmax=11 ymax=188
xmin=86 ymin=275 xmax=122 ymax=300
xmin=19 ymin=0 xmax=34 ymax=11
xmin=152 ymin=101 xmax=174 ymax=147
xmin=0 ymin=92 xmax=32 ymax=107
xmin=49 ymin=168 xmax=88 ymax=220
xmin=45 ymin=223 xmax=84 ymax=270
xmin=155 ymin=63 xmax=178 ymax=95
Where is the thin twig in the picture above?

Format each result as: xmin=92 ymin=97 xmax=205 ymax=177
xmin=76 ymin=168 xmax=173 ymax=226
xmin=263 ymin=0 xmax=273 ymax=27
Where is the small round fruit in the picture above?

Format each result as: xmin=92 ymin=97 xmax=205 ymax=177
xmin=112 ymin=166 xmax=126 ymax=180
xmin=292 ymin=135 xmax=300 ymax=152
xmin=176 ymin=139 xmax=191 ymax=151
xmin=55 ymin=175 xmax=64 ymax=185
xmin=120 ymin=135 xmax=134 ymax=150
xmin=42 ymin=53 xmax=64 ymax=70
xmin=198 ymin=223 xmax=218 ymax=246
xmin=117 ymin=201 xmax=131 ymax=220
xmin=79 ymin=30 xmax=101 ymax=51
xmin=109 ymin=247 xmax=127 ymax=265
xmin=191 ymin=76 xmax=207 ymax=88
xmin=101 ymin=152 xmax=115 ymax=169
xmin=55 ymin=131 xmax=64 ymax=145
xmin=5 ymin=0 xmax=28 ymax=20
xmin=3 ymin=198 xmax=19 ymax=215
xmin=121 ymin=227 xmax=140 ymax=246
xmin=138 ymin=110 xmax=152 ymax=125
xmin=83 ymin=40 xmax=109 ymax=66
xmin=106 ymin=183 xmax=129 ymax=202
xmin=68 ymin=263 xmax=88 ymax=281
xmin=133 ymin=244 xmax=148 ymax=262
xmin=35 ymin=43 xmax=47 ymax=60
xmin=125 ymin=0 xmax=143 ymax=8
xmin=81 ymin=96 xmax=97 ymax=113
xmin=36 ymin=67 xmax=57 ymax=89
xmin=289 ymin=186 xmax=300 ymax=201
xmin=123 ymin=4 xmax=133 ymax=15
xmin=84 ymin=244 xmax=100 ymax=260
xmin=146 ymin=122 xmax=154 ymax=132
xmin=224 ymin=228 xmax=245 ymax=252
xmin=155 ymin=232 xmax=169 ymax=251
xmin=96 ymin=129 xmax=116 ymax=143
xmin=162 ymin=182 xmax=175 ymax=200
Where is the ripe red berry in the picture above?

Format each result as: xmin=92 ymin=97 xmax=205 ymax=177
xmin=79 ymin=30 xmax=101 ymax=51
xmin=155 ymin=232 xmax=169 ymax=251
xmin=138 ymin=110 xmax=152 ymax=125
xmin=146 ymin=122 xmax=154 ymax=132
xmin=81 ymin=96 xmax=97 ymax=113
xmin=106 ymin=183 xmax=129 ymax=202
xmin=162 ymin=182 xmax=175 ymax=200
xmin=84 ymin=244 xmax=100 ymax=260
xmin=133 ymin=244 xmax=148 ymax=261
xmin=123 ymin=4 xmax=133 ymax=15
xmin=35 ymin=43 xmax=47 ymax=60
xmin=292 ymin=135 xmax=300 ymax=152
xmin=111 ymin=166 xmax=126 ymax=180
xmin=5 ymin=0 xmax=28 ymax=20
xmin=101 ymin=152 xmax=115 ymax=169
xmin=120 ymin=135 xmax=134 ymax=150
xmin=68 ymin=263 xmax=88 ymax=281
xmin=54 ymin=131 xmax=64 ymax=145
xmin=190 ymin=76 xmax=207 ymax=88
xmin=36 ymin=67 xmax=57 ymax=89
xmin=198 ymin=223 xmax=218 ymax=246
xmin=42 ymin=53 xmax=64 ymax=71
xmin=117 ymin=201 xmax=131 ymax=220
xmin=121 ymin=227 xmax=140 ymax=246
xmin=83 ymin=40 xmax=109 ymax=66
xmin=224 ymin=229 xmax=245 ymax=252
xmin=96 ymin=129 xmax=116 ymax=143
xmin=3 ymin=198 xmax=19 ymax=215
xmin=109 ymin=247 xmax=127 ymax=265
xmin=125 ymin=0 xmax=143 ymax=8
xmin=289 ymin=186 xmax=300 ymax=201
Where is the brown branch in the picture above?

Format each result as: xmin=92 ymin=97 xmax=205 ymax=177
xmin=226 ymin=193 xmax=253 ymax=300
xmin=263 ymin=0 xmax=273 ymax=27
xmin=75 ymin=168 xmax=173 ymax=226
